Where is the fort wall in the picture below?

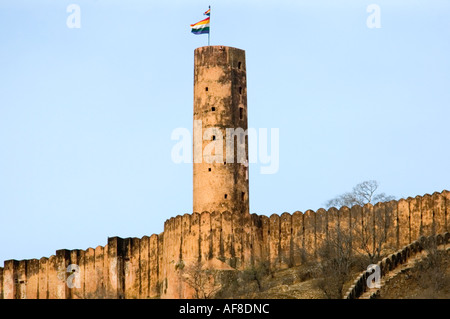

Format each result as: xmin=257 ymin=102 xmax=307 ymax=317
xmin=0 ymin=190 xmax=448 ymax=299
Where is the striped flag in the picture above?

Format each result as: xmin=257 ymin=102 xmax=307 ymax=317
xmin=204 ymin=8 xmax=210 ymax=16
xmin=190 ymin=17 xmax=210 ymax=35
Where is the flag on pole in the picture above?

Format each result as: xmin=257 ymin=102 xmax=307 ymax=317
xmin=190 ymin=17 xmax=210 ymax=35
xmin=191 ymin=6 xmax=211 ymax=45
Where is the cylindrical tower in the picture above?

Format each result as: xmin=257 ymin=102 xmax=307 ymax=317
xmin=193 ymin=46 xmax=249 ymax=215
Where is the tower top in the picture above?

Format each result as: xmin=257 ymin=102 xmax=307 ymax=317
xmin=195 ymin=45 xmax=245 ymax=51
xmin=194 ymin=46 xmax=246 ymax=70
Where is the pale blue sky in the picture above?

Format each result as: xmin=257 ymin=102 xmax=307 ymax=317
xmin=1 ymin=0 xmax=449 ymax=264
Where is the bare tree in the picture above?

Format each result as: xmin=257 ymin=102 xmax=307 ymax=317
xmin=181 ymin=260 xmax=221 ymax=299
xmin=325 ymin=180 xmax=395 ymax=263
xmin=241 ymin=262 xmax=270 ymax=292
xmin=325 ymin=180 xmax=395 ymax=209
xmin=315 ymin=230 xmax=355 ymax=299
xmin=356 ymin=204 xmax=394 ymax=263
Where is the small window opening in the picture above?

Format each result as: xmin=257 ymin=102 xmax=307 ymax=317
xmin=239 ymin=107 xmax=243 ymax=120
xmin=208 ymin=168 xmax=211 ymax=172
xmin=241 ymin=192 xmax=245 ymax=201
xmin=205 ymin=87 xmax=208 ymax=91
xmin=238 ymin=61 xmax=242 ymax=69
xmin=224 ymin=194 xmax=228 ymax=199
xmin=239 ymin=87 xmax=242 ymax=94
xmin=211 ymin=107 xmax=215 ymax=111
xmin=212 ymin=135 xmax=216 ymax=140
xmin=224 ymin=161 xmax=226 ymax=165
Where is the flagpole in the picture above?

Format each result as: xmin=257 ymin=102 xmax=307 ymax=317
xmin=208 ymin=5 xmax=211 ymax=46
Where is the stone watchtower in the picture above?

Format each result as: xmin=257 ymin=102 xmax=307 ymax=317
xmin=193 ymin=46 xmax=249 ymax=215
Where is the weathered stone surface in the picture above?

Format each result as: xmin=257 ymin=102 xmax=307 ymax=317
xmin=0 ymin=267 xmax=3 ymax=299
xmin=341 ymin=206 xmax=351 ymax=246
xmin=421 ymin=194 xmax=434 ymax=236
xmin=174 ymin=216 xmax=183 ymax=263
xmin=373 ymin=202 xmax=385 ymax=255
xmin=260 ymin=215 xmax=270 ymax=267
xmin=200 ymin=212 xmax=212 ymax=262
xmin=124 ymin=238 xmax=140 ymax=299
xmin=95 ymin=245 xmax=106 ymax=298
xmin=56 ymin=250 xmax=70 ymax=299
xmin=242 ymin=213 xmax=252 ymax=268
xmin=409 ymin=196 xmax=422 ymax=240
xmin=292 ymin=211 xmax=303 ymax=266
xmin=221 ymin=211 xmax=233 ymax=266
xmin=69 ymin=250 xmax=84 ymax=299
xmin=269 ymin=214 xmax=280 ymax=269
xmin=303 ymin=210 xmax=315 ymax=257
xmin=161 ymin=218 xmax=174 ymax=298
xmin=3 ymin=260 xmax=18 ymax=299
xmin=339 ymin=207 xmax=351 ymax=234
xmin=385 ymin=200 xmax=399 ymax=250
xmin=315 ymin=208 xmax=327 ymax=256
xmin=47 ymin=255 xmax=58 ymax=299
xmin=102 ymin=245 xmax=109 ymax=297
xmin=17 ymin=260 xmax=27 ymax=299
xmin=85 ymin=248 xmax=96 ymax=298
xmin=327 ymin=207 xmax=339 ymax=243
xmin=362 ymin=204 xmax=374 ymax=257
xmin=38 ymin=257 xmax=48 ymax=299
xmin=432 ymin=192 xmax=446 ymax=234
xmin=26 ymin=259 xmax=39 ymax=299
xmin=149 ymin=234 xmax=159 ymax=298
xmin=160 ymin=219 xmax=171 ymax=295
xmin=232 ymin=212 xmax=244 ymax=269
xmin=350 ymin=205 xmax=363 ymax=255
xmin=107 ymin=236 xmax=125 ymax=299
xmin=250 ymin=214 xmax=263 ymax=266
xmin=398 ymin=199 xmax=410 ymax=246
xmin=189 ymin=213 xmax=201 ymax=263
xmin=157 ymin=234 xmax=164 ymax=297
xmin=280 ymin=212 xmax=292 ymax=268
xmin=193 ymin=46 xmax=249 ymax=215
xmin=181 ymin=214 xmax=191 ymax=262
xmin=139 ymin=236 xmax=150 ymax=299
xmin=211 ymin=211 xmax=222 ymax=262
xmin=443 ymin=190 xmax=450 ymax=232
xmin=163 ymin=215 xmax=185 ymax=299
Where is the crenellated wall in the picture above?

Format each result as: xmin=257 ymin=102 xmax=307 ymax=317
xmin=1 ymin=190 xmax=449 ymax=299
xmin=0 ymin=235 xmax=163 ymax=299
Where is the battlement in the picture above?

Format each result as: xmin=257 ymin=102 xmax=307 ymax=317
xmin=1 ymin=190 xmax=448 ymax=299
